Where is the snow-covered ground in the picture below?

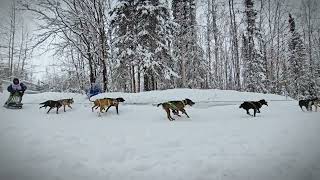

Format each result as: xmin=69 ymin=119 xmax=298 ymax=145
xmin=0 ymin=89 xmax=319 ymax=180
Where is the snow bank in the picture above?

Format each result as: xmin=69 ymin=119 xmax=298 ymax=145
xmin=91 ymin=88 xmax=290 ymax=104
xmin=13 ymin=88 xmax=291 ymax=105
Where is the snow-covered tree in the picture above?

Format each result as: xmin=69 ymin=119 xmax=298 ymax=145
xmin=136 ymin=0 xmax=177 ymax=91
xmin=242 ymin=0 xmax=267 ymax=93
xmin=287 ymin=13 xmax=316 ymax=99
xmin=172 ymin=0 xmax=207 ymax=89
xmin=111 ymin=0 xmax=176 ymax=92
xmin=20 ymin=0 xmax=110 ymax=91
xmin=110 ymin=0 xmax=136 ymax=92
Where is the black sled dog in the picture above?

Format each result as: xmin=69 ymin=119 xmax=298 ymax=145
xmin=239 ymin=99 xmax=268 ymax=117
xmin=39 ymin=100 xmax=62 ymax=114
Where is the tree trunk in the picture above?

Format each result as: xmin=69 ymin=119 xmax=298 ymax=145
xmin=212 ymin=0 xmax=219 ymax=89
xmin=206 ymin=0 xmax=212 ymax=88
xmin=137 ymin=66 xmax=141 ymax=92
xmin=87 ymin=48 xmax=95 ymax=84
xmin=144 ymin=70 xmax=149 ymax=91
xmin=229 ymin=0 xmax=240 ymax=90
xmin=9 ymin=1 xmax=16 ymax=78
xmin=132 ymin=65 xmax=136 ymax=93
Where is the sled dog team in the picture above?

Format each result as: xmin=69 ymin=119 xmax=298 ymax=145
xmin=37 ymin=96 xmax=320 ymax=121
xmin=4 ymin=78 xmax=320 ymax=120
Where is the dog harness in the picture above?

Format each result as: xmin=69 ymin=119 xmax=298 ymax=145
xmin=248 ymin=101 xmax=258 ymax=109
xmin=168 ymin=100 xmax=186 ymax=110
xmin=167 ymin=102 xmax=178 ymax=110
xmin=181 ymin=100 xmax=186 ymax=106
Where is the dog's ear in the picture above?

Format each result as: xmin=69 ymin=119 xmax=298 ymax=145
xmin=261 ymin=99 xmax=268 ymax=106
xmin=239 ymin=103 xmax=243 ymax=108
xmin=190 ymin=99 xmax=195 ymax=104
xmin=186 ymin=98 xmax=195 ymax=105
xmin=117 ymin=97 xmax=125 ymax=102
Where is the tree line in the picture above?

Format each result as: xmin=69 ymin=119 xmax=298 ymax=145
xmin=1 ymin=0 xmax=319 ymax=99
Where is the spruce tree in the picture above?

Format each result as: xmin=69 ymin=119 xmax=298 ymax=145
xmin=242 ymin=0 xmax=267 ymax=93
xmin=110 ymin=0 xmax=136 ymax=92
xmin=110 ymin=0 xmax=175 ymax=91
xmin=172 ymin=0 xmax=206 ymax=88
xmin=287 ymin=14 xmax=316 ymax=99
xmin=135 ymin=0 xmax=176 ymax=91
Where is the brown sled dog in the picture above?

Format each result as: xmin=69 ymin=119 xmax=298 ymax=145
xmin=58 ymin=98 xmax=74 ymax=112
xmin=157 ymin=99 xmax=195 ymax=121
xmin=90 ymin=97 xmax=125 ymax=114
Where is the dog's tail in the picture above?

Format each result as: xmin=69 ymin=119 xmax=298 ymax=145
xmin=39 ymin=102 xmax=45 ymax=109
xmin=89 ymin=97 xmax=95 ymax=102
xmin=39 ymin=101 xmax=46 ymax=105
xmin=157 ymin=103 xmax=162 ymax=107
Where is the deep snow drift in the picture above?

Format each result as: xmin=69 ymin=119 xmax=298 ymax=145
xmin=0 ymin=89 xmax=319 ymax=180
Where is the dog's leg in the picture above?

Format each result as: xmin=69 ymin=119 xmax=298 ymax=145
xmin=56 ymin=107 xmax=59 ymax=114
xmin=299 ymin=105 xmax=304 ymax=112
xmin=246 ymin=109 xmax=251 ymax=116
xmin=116 ymin=106 xmax=119 ymax=114
xmin=105 ymin=105 xmax=112 ymax=113
xmin=257 ymin=108 xmax=261 ymax=113
xmin=172 ymin=110 xmax=181 ymax=117
xmin=306 ymin=106 xmax=310 ymax=111
xmin=47 ymin=107 xmax=53 ymax=114
xmin=100 ymin=106 xmax=104 ymax=114
xmin=165 ymin=108 xmax=174 ymax=121
xmin=64 ymin=105 xmax=66 ymax=112
xmin=181 ymin=109 xmax=190 ymax=118
xmin=68 ymin=104 xmax=72 ymax=109
xmin=253 ymin=109 xmax=257 ymax=117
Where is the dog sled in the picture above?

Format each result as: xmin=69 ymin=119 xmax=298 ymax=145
xmin=3 ymin=92 xmax=23 ymax=109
